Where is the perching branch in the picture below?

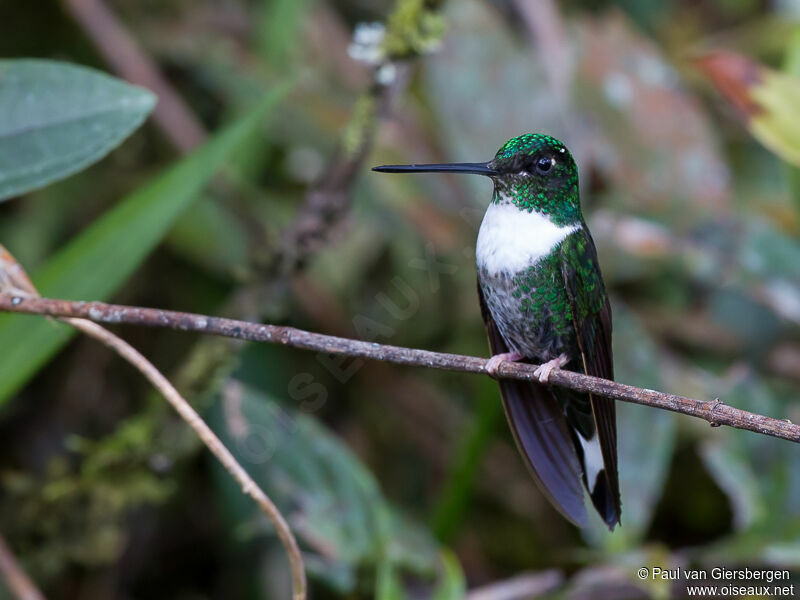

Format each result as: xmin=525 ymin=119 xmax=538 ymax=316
xmin=0 ymin=533 xmax=45 ymax=600
xmin=1 ymin=294 xmax=798 ymax=444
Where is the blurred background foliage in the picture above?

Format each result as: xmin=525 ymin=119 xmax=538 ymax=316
xmin=1 ymin=0 xmax=800 ymax=598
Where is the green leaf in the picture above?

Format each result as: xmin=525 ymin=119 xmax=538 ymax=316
xmin=208 ymin=381 xmax=461 ymax=594
xmin=0 ymin=59 xmax=156 ymax=202
xmin=698 ymin=519 xmax=800 ymax=567
xmin=699 ymin=437 xmax=766 ymax=530
xmin=696 ymin=51 xmax=800 ymax=167
xmin=425 ymin=6 xmax=730 ymax=222
xmin=432 ymin=551 xmax=466 ymax=600
xmin=697 ymin=374 xmax=800 ymax=532
xmin=782 ymin=31 xmax=800 ymax=210
xmin=0 ymin=83 xmax=292 ymax=402
xmin=375 ymin=552 xmax=465 ymax=600
xmin=375 ymin=560 xmax=405 ymax=600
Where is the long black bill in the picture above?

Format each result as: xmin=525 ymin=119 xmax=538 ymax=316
xmin=372 ymin=162 xmax=497 ymax=176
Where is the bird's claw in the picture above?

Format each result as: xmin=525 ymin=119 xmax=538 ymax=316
xmin=485 ymin=352 xmax=524 ymax=377
xmin=533 ymin=354 xmax=568 ymax=384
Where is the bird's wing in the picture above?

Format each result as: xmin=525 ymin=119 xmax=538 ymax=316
xmin=478 ymin=279 xmax=588 ymax=527
xmin=559 ymin=227 xmax=621 ymax=528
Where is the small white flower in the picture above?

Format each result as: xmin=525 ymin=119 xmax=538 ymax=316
xmin=348 ymin=22 xmax=386 ymax=65
xmin=376 ymin=63 xmax=397 ymax=86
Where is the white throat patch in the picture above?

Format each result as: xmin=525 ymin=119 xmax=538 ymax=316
xmin=476 ymin=201 xmax=578 ymax=275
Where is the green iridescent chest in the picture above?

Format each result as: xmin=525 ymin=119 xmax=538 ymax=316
xmin=478 ymin=231 xmax=604 ymax=360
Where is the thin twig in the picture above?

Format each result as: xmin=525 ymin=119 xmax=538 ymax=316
xmin=512 ymin=0 xmax=571 ymax=107
xmin=0 ymin=533 xmax=46 ymax=600
xmin=0 ymin=246 xmax=306 ymax=599
xmin=270 ymin=0 xmax=445 ymax=278
xmin=271 ymin=69 xmax=408 ymax=278
xmin=1 ymin=294 xmax=798 ymax=444
xmin=164 ymin=0 xmax=441 ymax=396
xmin=466 ymin=570 xmax=563 ymax=600
xmin=62 ymin=317 xmax=307 ymax=599
xmin=60 ymin=0 xmax=208 ymax=152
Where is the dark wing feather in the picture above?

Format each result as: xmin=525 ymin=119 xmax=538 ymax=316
xmin=559 ymin=228 xmax=621 ymax=528
xmin=478 ymin=280 xmax=588 ymax=527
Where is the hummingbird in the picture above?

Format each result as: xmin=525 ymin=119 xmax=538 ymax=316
xmin=373 ymin=133 xmax=621 ymax=529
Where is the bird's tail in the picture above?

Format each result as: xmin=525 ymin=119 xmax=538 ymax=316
xmin=499 ymin=375 xmax=589 ymax=527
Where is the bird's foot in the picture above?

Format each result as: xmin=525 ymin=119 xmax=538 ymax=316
xmin=485 ymin=352 xmax=524 ymax=377
xmin=533 ymin=353 xmax=569 ymax=384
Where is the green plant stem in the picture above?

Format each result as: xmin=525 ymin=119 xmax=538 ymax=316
xmin=431 ymin=380 xmax=504 ymax=543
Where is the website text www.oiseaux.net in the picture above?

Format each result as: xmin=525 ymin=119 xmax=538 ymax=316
xmin=638 ymin=566 xmax=795 ymax=597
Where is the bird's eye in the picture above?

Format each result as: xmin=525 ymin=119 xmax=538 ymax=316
xmin=536 ymin=156 xmax=554 ymax=174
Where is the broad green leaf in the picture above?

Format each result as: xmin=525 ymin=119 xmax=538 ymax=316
xmin=424 ymin=5 xmax=730 ymax=221
xmin=208 ymin=381 xmax=460 ymax=595
xmin=782 ymin=31 xmax=800 ymax=208
xmin=784 ymin=30 xmax=800 ymax=79
xmin=697 ymin=374 xmax=800 ymax=533
xmin=0 ymin=59 xmax=155 ymax=202
xmin=696 ymin=51 xmax=800 ymax=167
xmin=749 ymin=73 xmax=800 ymax=166
xmin=572 ymin=15 xmax=731 ymax=220
xmin=0 ymin=83 xmax=292 ymax=402
xmin=696 ymin=521 xmax=800 ymax=569
xmin=699 ymin=438 xmax=765 ymax=530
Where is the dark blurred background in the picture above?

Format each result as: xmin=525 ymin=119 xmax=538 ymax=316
xmin=1 ymin=0 xmax=800 ymax=598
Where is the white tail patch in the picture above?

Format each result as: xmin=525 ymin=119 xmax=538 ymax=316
xmin=476 ymin=201 xmax=578 ymax=276
xmin=578 ymin=432 xmax=604 ymax=491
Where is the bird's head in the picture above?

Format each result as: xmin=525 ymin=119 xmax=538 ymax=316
xmin=373 ymin=133 xmax=582 ymax=226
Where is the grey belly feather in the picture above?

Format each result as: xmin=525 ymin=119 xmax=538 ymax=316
xmin=478 ymin=266 xmax=572 ymax=361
